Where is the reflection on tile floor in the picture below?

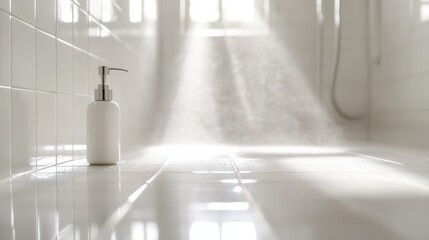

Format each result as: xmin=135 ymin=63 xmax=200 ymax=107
xmin=2 ymin=146 xmax=429 ymax=239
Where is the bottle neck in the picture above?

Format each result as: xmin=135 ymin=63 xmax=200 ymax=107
xmin=95 ymin=84 xmax=113 ymax=101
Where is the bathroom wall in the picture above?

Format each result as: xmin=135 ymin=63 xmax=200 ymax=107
xmin=320 ymin=0 xmax=370 ymax=142
xmin=369 ymin=0 xmax=429 ymax=148
xmin=0 ymin=0 xmax=159 ymax=179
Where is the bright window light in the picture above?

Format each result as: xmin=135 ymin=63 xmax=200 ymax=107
xmin=190 ymin=222 xmax=220 ymax=240
xmin=59 ymin=0 xmax=78 ymax=23
xmin=223 ymin=0 xmax=255 ymax=22
xmin=206 ymin=202 xmax=250 ymax=211
xmin=131 ymin=222 xmax=145 ymax=240
xmin=101 ymin=0 xmax=115 ymax=22
xmin=190 ymin=202 xmax=249 ymax=211
xmin=190 ymin=0 xmax=220 ymax=22
xmin=421 ymin=0 xmax=429 ymax=22
xmin=221 ymin=222 xmax=257 ymax=240
xmin=130 ymin=0 xmax=143 ymax=23
xmin=145 ymin=222 xmax=159 ymax=240
xmin=144 ymin=0 xmax=158 ymax=22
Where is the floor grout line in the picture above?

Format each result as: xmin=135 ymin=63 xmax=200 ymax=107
xmin=227 ymin=154 xmax=279 ymax=240
xmin=95 ymin=158 xmax=170 ymax=240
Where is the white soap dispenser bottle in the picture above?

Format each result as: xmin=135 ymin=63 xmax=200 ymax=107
xmin=87 ymin=66 xmax=128 ymax=165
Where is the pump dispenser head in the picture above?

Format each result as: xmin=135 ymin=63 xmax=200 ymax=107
xmin=95 ymin=66 xmax=128 ymax=101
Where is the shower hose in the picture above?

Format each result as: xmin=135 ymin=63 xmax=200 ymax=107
xmin=330 ymin=0 xmax=365 ymax=120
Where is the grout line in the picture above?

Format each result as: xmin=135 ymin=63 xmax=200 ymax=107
xmin=54 ymin=167 xmax=59 ymax=240
xmin=350 ymin=152 xmax=402 ymax=165
xmin=228 ymin=155 xmax=279 ymax=240
xmin=95 ymin=159 xmax=170 ymax=240
xmin=8 ymin=5 xmax=13 ymax=189
xmin=365 ymin=0 xmax=372 ymax=142
xmin=34 ymin=1 xmax=41 ymax=239
xmin=35 ymin=0 xmax=39 ymax=175
xmin=72 ymin=0 xmax=76 ymax=165
xmin=55 ymin=0 xmax=59 ymax=169
xmin=72 ymin=162 xmax=76 ymax=240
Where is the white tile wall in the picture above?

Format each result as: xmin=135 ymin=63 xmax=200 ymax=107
xmin=36 ymin=0 xmax=56 ymax=34
xmin=73 ymin=49 xmax=88 ymax=96
xmin=12 ymin=0 xmax=35 ymax=24
xmin=57 ymin=40 xmax=73 ymax=94
xmin=0 ymin=0 xmax=10 ymax=12
xmin=369 ymin=0 xmax=429 ymax=148
xmin=73 ymin=96 xmax=87 ymax=159
xmin=73 ymin=6 xmax=88 ymax=50
xmin=0 ymin=11 xmax=10 ymax=86
xmin=37 ymin=93 xmax=56 ymax=168
xmin=0 ymin=0 xmax=160 ymax=178
xmin=56 ymin=95 xmax=73 ymax=163
xmin=0 ymin=88 xmax=11 ymax=180
xmin=12 ymin=18 xmax=36 ymax=89
xmin=57 ymin=0 xmax=73 ymax=42
xmin=12 ymin=89 xmax=36 ymax=175
xmin=36 ymin=30 xmax=56 ymax=92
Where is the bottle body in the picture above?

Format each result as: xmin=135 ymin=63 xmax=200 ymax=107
xmin=87 ymin=101 xmax=121 ymax=164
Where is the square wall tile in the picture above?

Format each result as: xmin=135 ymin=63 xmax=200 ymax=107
xmin=12 ymin=89 xmax=36 ymax=175
xmin=0 ymin=179 xmax=13 ymax=239
xmin=73 ymin=6 xmax=88 ymax=50
xmin=0 ymin=11 xmax=11 ymax=86
xmin=12 ymin=179 xmax=37 ymax=240
xmin=37 ymin=92 xmax=56 ymax=168
xmin=74 ymin=50 xmax=88 ymax=96
xmin=73 ymin=96 xmax=87 ymax=160
xmin=57 ymin=94 xmax=73 ymax=163
xmin=12 ymin=19 xmax=35 ymax=89
xmin=37 ymin=30 xmax=56 ymax=92
xmin=36 ymin=0 xmax=56 ymax=34
xmin=57 ymin=40 xmax=73 ymax=94
xmin=57 ymin=0 xmax=73 ymax=43
xmin=0 ymin=88 xmax=11 ymax=180
xmin=12 ymin=0 xmax=35 ymax=24
xmin=0 ymin=0 xmax=10 ymax=12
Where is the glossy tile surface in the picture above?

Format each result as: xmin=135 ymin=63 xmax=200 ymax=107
xmin=0 ymin=88 xmax=11 ymax=180
xmin=37 ymin=92 xmax=56 ymax=168
xmin=12 ymin=0 xmax=35 ymax=23
xmin=73 ymin=96 xmax=88 ymax=159
xmin=11 ymin=89 xmax=36 ymax=175
xmin=0 ymin=10 xmax=11 ymax=86
xmin=2 ymin=147 xmax=429 ymax=239
xmin=36 ymin=0 xmax=56 ymax=34
xmin=56 ymin=94 xmax=74 ymax=164
xmin=56 ymin=40 xmax=73 ymax=95
xmin=73 ymin=50 xmax=88 ymax=96
xmin=36 ymin=30 xmax=56 ymax=92
xmin=11 ymin=18 xmax=35 ymax=89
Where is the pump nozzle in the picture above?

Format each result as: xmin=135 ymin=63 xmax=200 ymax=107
xmin=95 ymin=66 xmax=128 ymax=101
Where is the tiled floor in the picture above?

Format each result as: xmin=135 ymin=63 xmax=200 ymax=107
xmin=2 ymin=145 xmax=429 ymax=240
